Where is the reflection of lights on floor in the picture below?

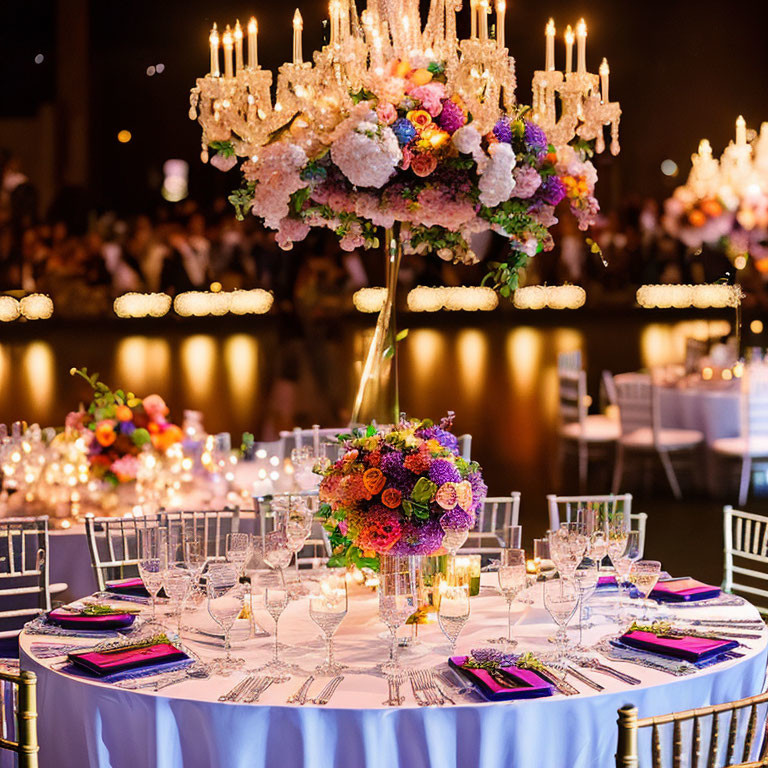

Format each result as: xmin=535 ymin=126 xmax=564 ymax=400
xmin=506 ymin=327 xmax=541 ymax=397
xmin=115 ymin=337 xmax=170 ymax=394
xmin=224 ymin=335 xmax=258 ymax=416
xmin=641 ymin=320 xmax=732 ymax=368
xmin=456 ymin=329 xmax=487 ymax=401
xmin=181 ymin=335 xmax=217 ymax=404
xmin=23 ymin=342 xmax=55 ymax=415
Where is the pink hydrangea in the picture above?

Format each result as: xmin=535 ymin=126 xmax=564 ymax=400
xmin=512 ymin=166 xmax=542 ymax=199
xmin=376 ymin=102 xmax=398 ymax=125
xmin=111 ymin=455 xmax=139 ymax=481
xmin=409 ymin=83 xmax=447 ymax=117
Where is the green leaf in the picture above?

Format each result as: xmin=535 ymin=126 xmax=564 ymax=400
xmin=395 ymin=328 xmax=409 ymax=342
xmin=327 ymin=553 xmax=347 ymax=568
xmin=209 ymin=140 xmax=235 ymax=158
xmin=131 ymin=428 xmax=151 ymax=447
xmin=382 ymin=346 xmax=394 ymax=360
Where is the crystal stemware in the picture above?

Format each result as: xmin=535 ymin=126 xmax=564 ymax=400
xmin=543 ymin=577 xmax=580 ymax=664
xmin=629 ymin=560 xmax=661 ymax=622
xmin=378 ymin=556 xmax=416 ymax=674
xmin=571 ymin=561 xmax=599 ymax=651
xmin=225 ymin=532 xmax=252 ymax=578
xmin=437 ymin=578 xmax=470 ymax=655
xmin=207 ymin=563 xmax=246 ymax=672
xmin=138 ymin=527 xmax=167 ymax=626
xmin=548 ymin=523 xmax=588 ymax=579
xmin=263 ymin=569 xmax=291 ymax=681
xmin=489 ymin=548 xmax=527 ymax=647
xmin=613 ymin=530 xmax=641 ymax=628
xmin=162 ymin=565 xmax=193 ymax=635
xmin=263 ymin=529 xmax=293 ymax=574
xmin=308 ymin=569 xmax=348 ymax=674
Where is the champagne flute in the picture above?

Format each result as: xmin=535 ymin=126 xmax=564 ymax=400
xmin=138 ymin=527 xmax=167 ymax=626
xmin=263 ymin=569 xmax=291 ymax=681
xmin=490 ymin=548 xmax=527 ymax=647
xmin=437 ymin=578 xmax=470 ymax=655
xmin=572 ymin=561 xmax=599 ymax=651
xmin=614 ymin=531 xmax=641 ymax=628
xmin=629 ymin=560 xmax=661 ymax=623
xmin=207 ymin=563 xmax=246 ymax=672
xmin=543 ymin=577 xmax=580 ymax=664
xmin=378 ymin=557 xmax=416 ymax=674
xmin=308 ymin=569 xmax=348 ymax=674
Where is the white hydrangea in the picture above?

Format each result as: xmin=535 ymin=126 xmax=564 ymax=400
xmin=478 ymin=143 xmax=517 ymax=207
xmin=452 ymin=126 xmax=486 ymax=169
xmin=331 ymin=114 xmax=402 ymax=188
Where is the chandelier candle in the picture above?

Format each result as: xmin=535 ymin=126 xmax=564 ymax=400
xmin=545 ymin=18 xmax=555 ymax=70
xmin=234 ymin=20 xmax=244 ymax=73
xmin=576 ymin=18 xmax=587 ymax=73
xmin=293 ymin=10 xmax=303 ymax=65
xmin=599 ymin=58 xmax=609 ymax=103
xmin=564 ymin=24 xmax=573 ymax=74
xmin=495 ymin=0 xmax=505 ymax=49
xmin=209 ymin=24 xmax=220 ymax=77
xmin=247 ymin=17 xmax=258 ymax=68
xmin=222 ymin=25 xmax=234 ymax=78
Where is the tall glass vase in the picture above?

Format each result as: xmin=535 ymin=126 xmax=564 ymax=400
xmin=351 ymin=226 xmax=402 ymax=426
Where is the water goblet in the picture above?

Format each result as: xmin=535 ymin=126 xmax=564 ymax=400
xmin=263 ymin=569 xmax=291 ymax=681
xmin=263 ymin=529 xmax=293 ymax=575
xmin=489 ymin=548 xmax=527 ymax=647
xmin=629 ymin=560 xmax=662 ymax=622
xmin=548 ymin=523 xmax=588 ymax=579
xmin=162 ymin=565 xmax=193 ymax=635
xmin=572 ymin=561 xmax=599 ymax=651
xmin=308 ymin=569 xmax=348 ymax=674
xmin=378 ymin=557 xmax=416 ymax=674
xmin=206 ymin=564 xmax=246 ymax=672
xmin=613 ymin=530 xmax=641 ymax=628
xmin=138 ymin=527 xmax=167 ymax=626
xmin=437 ymin=577 xmax=470 ymax=655
xmin=226 ymin=533 xmax=252 ymax=578
xmin=543 ymin=577 xmax=580 ymax=664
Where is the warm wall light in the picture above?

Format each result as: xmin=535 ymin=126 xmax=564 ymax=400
xmin=513 ymin=285 xmax=586 ymax=309
xmin=117 ymin=130 xmax=132 ymax=143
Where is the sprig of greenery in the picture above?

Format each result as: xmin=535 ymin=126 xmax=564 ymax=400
xmin=209 ymin=140 xmax=235 ymax=158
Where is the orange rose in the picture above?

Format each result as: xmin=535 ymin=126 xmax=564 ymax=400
xmin=688 ymin=209 xmax=707 ymax=228
xmin=151 ymin=424 xmax=183 ymax=452
xmin=410 ymin=153 xmax=438 ymax=177
xmin=362 ymin=467 xmax=386 ymax=495
xmin=409 ymin=68 xmax=433 ymax=86
xmin=115 ymin=405 xmax=133 ymax=422
xmin=391 ymin=59 xmax=411 ymax=78
xmin=381 ymin=488 xmax=402 ymax=508
xmin=407 ymin=109 xmax=432 ymax=132
xmin=95 ymin=421 xmax=116 ymax=447
xmin=700 ymin=198 xmax=723 ymax=218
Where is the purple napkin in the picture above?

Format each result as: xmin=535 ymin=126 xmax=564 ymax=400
xmin=448 ymin=656 xmax=553 ymax=701
xmin=47 ymin=608 xmax=136 ymax=631
xmin=650 ymin=578 xmax=721 ymax=603
xmin=105 ymin=578 xmax=150 ymax=598
xmin=620 ymin=630 xmax=738 ymax=662
xmin=68 ymin=642 xmax=188 ymax=677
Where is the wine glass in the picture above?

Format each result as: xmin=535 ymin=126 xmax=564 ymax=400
xmin=543 ymin=577 xmax=580 ymax=664
xmin=605 ymin=512 xmax=629 ymax=567
xmin=284 ymin=498 xmax=314 ymax=594
xmin=440 ymin=523 xmax=469 ymax=558
xmin=378 ymin=557 xmax=416 ymax=674
xmin=548 ymin=523 xmax=588 ymax=579
xmin=437 ymin=577 xmax=470 ymax=655
xmin=162 ymin=565 xmax=192 ymax=635
xmin=263 ymin=569 xmax=291 ymax=681
xmin=225 ymin=533 xmax=252 ymax=578
xmin=263 ymin=530 xmax=293 ymax=575
xmin=629 ymin=560 xmax=662 ymax=622
xmin=614 ymin=530 xmax=642 ymax=628
xmin=308 ymin=569 xmax=348 ymax=674
xmin=490 ymin=548 xmax=527 ymax=647
xmin=206 ymin=564 xmax=246 ymax=672
xmin=138 ymin=527 xmax=167 ymax=626
xmin=572 ymin=561 xmax=599 ymax=651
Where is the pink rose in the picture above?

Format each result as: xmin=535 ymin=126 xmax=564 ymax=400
xmin=400 ymin=146 xmax=413 ymax=171
xmin=376 ymin=102 xmax=397 ymax=125
xmin=65 ymin=410 xmax=87 ymax=431
xmin=410 ymin=153 xmax=438 ymax=177
xmin=142 ymin=394 xmax=169 ymax=423
xmin=409 ymin=83 xmax=447 ymax=118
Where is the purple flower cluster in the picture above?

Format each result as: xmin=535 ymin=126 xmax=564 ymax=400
xmin=468 ymin=471 xmax=487 ymax=513
xmin=470 ymin=648 xmax=519 ymax=666
xmin=428 ymin=458 xmax=462 ymax=486
xmin=440 ymin=507 xmax=474 ymax=530
xmin=390 ymin=518 xmax=444 ymax=555
xmin=540 ymin=176 xmax=567 ymax=206
xmin=437 ymin=100 xmax=467 ymax=133
xmin=524 ymin=121 xmax=548 ymax=154
xmin=492 ymin=117 xmax=513 ymax=144
xmin=380 ymin=449 xmax=417 ymax=495
xmin=418 ymin=425 xmax=459 ymax=454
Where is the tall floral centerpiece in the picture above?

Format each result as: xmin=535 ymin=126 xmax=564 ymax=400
xmin=190 ymin=3 xmax=620 ymax=422
xmin=318 ymin=413 xmax=486 ymax=570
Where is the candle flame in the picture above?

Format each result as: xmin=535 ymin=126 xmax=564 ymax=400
xmin=545 ymin=17 xmax=555 ymax=36
xmin=248 ymin=17 xmax=257 ymax=34
xmin=699 ymin=138 xmax=712 ymax=155
xmin=222 ymin=25 xmax=233 ymax=46
xmin=210 ymin=23 xmax=219 ymax=46
xmin=234 ymin=19 xmax=243 ymax=40
xmin=564 ymin=24 xmax=574 ymax=44
xmin=496 ymin=0 xmax=505 ymax=12
xmin=599 ymin=57 xmax=609 ymax=76
xmin=293 ymin=9 xmax=303 ymax=28
xmin=576 ymin=18 xmax=587 ymax=37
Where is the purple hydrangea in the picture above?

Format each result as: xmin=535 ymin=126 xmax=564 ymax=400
xmin=524 ymin=121 xmax=548 ymax=153
xmin=470 ymin=648 xmax=518 ymax=666
xmin=440 ymin=507 xmax=474 ymax=530
xmin=539 ymin=176 xmax=567 ymax=206
xmin=468 ymin=471 xmax=487 ymax=512
xmin=429 ymin=458 xmax=462 ymax=486
xmin=392 ymin=118 xmax=417 ymax=146
xmin=437 ymin=99 xmax=467 ymax=133
xmin=492 ymin=118 xmax=513 ymax=144
xmin=380 ymin=450 xmax=417 ymax=495
xmin=389 ymin=518 xmax=444 ymax=555
xmin=418 ymin=425 xmax=459 ymax=454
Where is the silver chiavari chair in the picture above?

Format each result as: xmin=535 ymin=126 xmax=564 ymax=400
xmin=159 ymin=508 xmax=241 ymax=564
xmin=457 ymin=434 xmax=472 ymax=461
xmin=84 ymin=514 xmax=162 ymax=592
xmin=461 ymin=493 xmax=521 ymax=558
xmin=0 ymin=517 xmax=52 ymax=640
xmin=723 ymin=505 xmax=768 ymax=615
xmin=616 ymin=693 xmax=768 ymax=768
xmin=0 ymin=666 xmax=38 ymax=768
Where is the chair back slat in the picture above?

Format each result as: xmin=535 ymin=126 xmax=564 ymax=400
xmin=558 ymin=350 xmax=583 ymax=372
xmin=708 ymin=712 xmax=720 ymax=768
xmin=558 ymin=370 xmax=587 ymax=428
xmin=723 ymin=506 xmax=768 ymax=614
xmin=693 ymin=715 xmax=702 ymax=766
xmin=547 ymin=493 xmax=633 ymax=532
xmin=462 ymin=493 xmax=521 ymax=557
xmin=160 ymin=509 xmax=240 ymax=565
xmin=744 ymin=705 xmax=759 ymax=762
xmin=0 ymin=669 xmax=38 ymax=768
xmin=652 ymin=723 xmax=662 ymax=768
xmin=672 ymin=720 xmax=682 ymax=768
xmin=457 ymin=434 xmax=472 ymax=461
xmin=279 ymin=426 xmax=346 ymax=456
xmin=727 ymin=709 xmax=740 ymax=765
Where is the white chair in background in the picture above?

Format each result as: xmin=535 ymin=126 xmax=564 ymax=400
xmin=557 ymin=355 xmax=620 ymax=491
xmin=457 ymin=433 xmax=472 ymax=461
xmin=160 ymin=508 xmax=241 ymax=564
xmin=0 ymin=517 xmax=55 ymax=640
xmin=461 ymin=493 xmax=520 ymax=557
xmin=723 ymin=505 xmax=768 ymax=614
xmin=712 ymin=368 xmax=768 ymax=505
xmin=84 ymin=514 xmax=161 ymax=592
xmin=279 ymin=426 xmax=346 ymax=457
xmin=612 ymin=373 xmax=704 ymax=499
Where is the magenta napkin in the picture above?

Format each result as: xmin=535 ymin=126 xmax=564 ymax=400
xmin=105 ymin=577 xmax=150 ymax=597
xmin=620 ymin=629 xmax=738 ymax=662
xmin=68 ymin=642 xmax=187 ymax=677
xmin=448 ymin=656 xmax=553 ymax=701
xmin=47 ymin=608 xmax=136 ymax=631
xmin=650 ymin=578 xmax=721 ymax=603
xmin=596 ymin=575 xmax=617 ymax=588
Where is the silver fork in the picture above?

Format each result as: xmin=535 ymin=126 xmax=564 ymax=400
xmin=427 ymin=670 xmax=455 ymax=705
xmin=243 ymin=677 xmax=276 ymax=703
xmin=411 ymin=670 xmax=444 ymax=706
xmin=234 ymin=676 xmax=263 ymax=703
xmin=309 ymin=676 xmax=344 ymax=705
xmin=287 ymin=676 xmax=315 ymax=705
xmin=218 ymin=675 xmax=254 ymax=702
xmin=417 ymin=670 xmax=445 ymax=705
xmin=409 ymin=674 xmax=429 ymax=706
xmin=576 ymin=657 xmax=641 ymax=685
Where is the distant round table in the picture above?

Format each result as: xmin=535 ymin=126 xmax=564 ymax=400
xmin=20 ymin=575 xmax=768 ymax=768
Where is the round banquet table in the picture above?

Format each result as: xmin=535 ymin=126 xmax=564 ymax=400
xmin=20 ymin=575 xmax=768 ymax=768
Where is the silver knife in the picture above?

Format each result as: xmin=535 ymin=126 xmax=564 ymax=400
xmin=563 ymin=665 xmax=603 ymax=692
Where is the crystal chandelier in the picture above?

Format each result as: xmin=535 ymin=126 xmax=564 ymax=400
xmin=189 ymin=2 xmax=621 ymax=160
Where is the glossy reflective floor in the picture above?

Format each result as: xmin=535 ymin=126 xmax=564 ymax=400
xmin=0 ymin=312 xmax=755 ymax=585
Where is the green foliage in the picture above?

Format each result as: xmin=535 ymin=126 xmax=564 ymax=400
xmin=411 ymin=477 xmax=437 ymax=504
xmin=228 ymin=183 xmax=256 ymax=221
xmin=209 ymin=140 xmax=235 ymax=158
xmin=290 ymin=186 xmax=312 ymax=214
xmin=131 ymin=428 xmax=151 ymax=447
xmin=240 ymin=432 xmax=255 ymax=456
xmin=350 ymin=87 xmax=377 ymax=104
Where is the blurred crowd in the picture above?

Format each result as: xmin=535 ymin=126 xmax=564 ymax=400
xmin=1 ymin=150 xmax=766 ymax=318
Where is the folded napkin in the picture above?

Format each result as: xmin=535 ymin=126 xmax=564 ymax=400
xmin=105 ymin=578 xmax=150 ymax=598
xmin=68 ymin=642 xmax=188 ymax=677
xmin=650 ymin=578 xmax=721 ymax=603
xmin=47 ymin=608 xmax=136 ymax=631
xmin=596 ymin=575 xmax=617 ymax=589
xmin=620 ymin=629 xmax=738 ymax=663
xmin=448 ymin=656 xmax=553 ymax=701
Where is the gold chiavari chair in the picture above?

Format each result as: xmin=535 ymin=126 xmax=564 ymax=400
xmin=0 ymin=668 xmax=38 ymax=768
xmin=616 ymin=694 xmax=768 ymax=768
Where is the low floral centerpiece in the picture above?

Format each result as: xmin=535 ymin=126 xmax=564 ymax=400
xmin=318 ymin=414 xmax=486 ymax=568
xmin=66 ymin=368 xmax=184 ymax=487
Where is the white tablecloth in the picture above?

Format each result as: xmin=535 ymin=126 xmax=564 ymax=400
xmin=658 ymin=386 xmax=740 ymax=446
xmin=20 ymin=576 xmax=768 ymax=768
